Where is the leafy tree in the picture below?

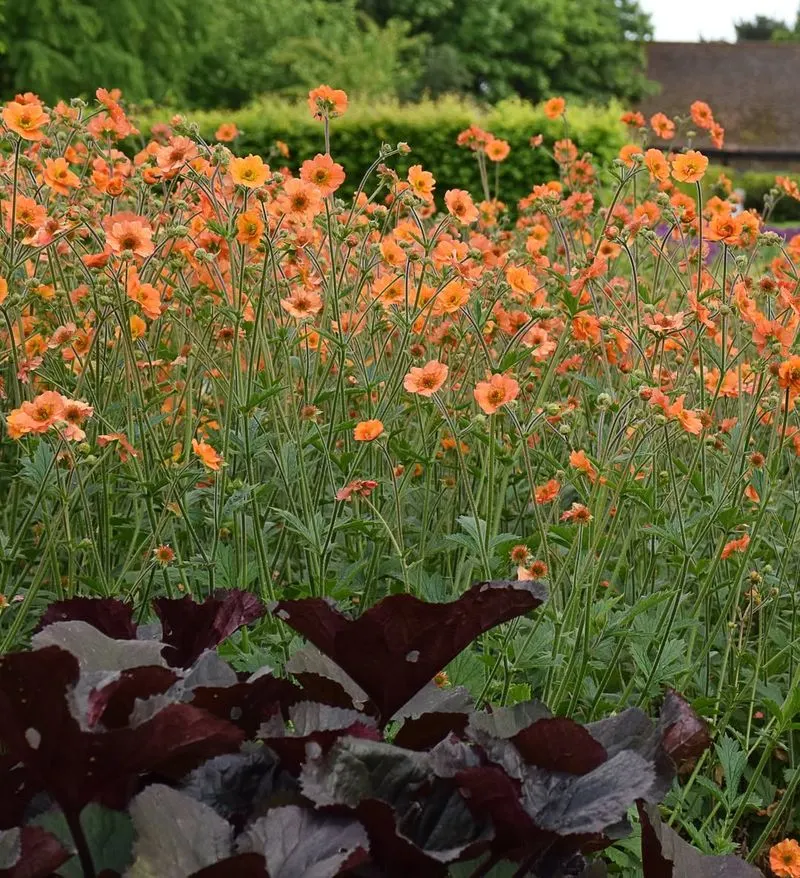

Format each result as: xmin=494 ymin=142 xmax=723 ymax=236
xmin=734 ymin=14 xmax=790 ymax=41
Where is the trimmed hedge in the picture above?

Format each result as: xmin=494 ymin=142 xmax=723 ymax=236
xmin=140 ymin=96 xmax=627 ymax=207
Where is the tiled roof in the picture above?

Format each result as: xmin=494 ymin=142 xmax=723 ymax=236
xmin=639 ymin=42 xmax=800 ymax=151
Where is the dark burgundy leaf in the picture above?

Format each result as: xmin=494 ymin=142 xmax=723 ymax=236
xmin=469 ymin=700 xmax=552 ymax=740
xmin=0 ymin=826 xmax=71 ymax=878
xmin=658 ymin=690 xmax=711 ymax=768
xmin=191 ymin=854 xmax=268 ymax=877
xmin=286 ymin=646 xmax=371 ymax=711
xmin=0 ymin=758 xmax=38 ymax=830
xmin=638 ymin=803 xmax=763 ymax=877
xmin=191 ymin=673 xmax=301 ymax=737
xmin=31 ymin=621 xmax=165 ymax=672
xmin=155 ymin=591 xmax=265 ymax=668
xmin=272 ymin=580 xmax=547 ymax=721
xmin=512 ymin=718 xmax=607 ymax=775
xmin=239 ymin=804 xmax=370 ymax=877
xmin=36 ymin=598 xmax=136 ymax=640
xmin=393 ymin=685 xmax=472 ymax=750
xmin=0 ymin=647 xmax=243 ymax=818
xmin=87 ymin=666 xmax=178 ymax=729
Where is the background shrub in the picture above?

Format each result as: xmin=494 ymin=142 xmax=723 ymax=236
xmin=144 ymin=96 xmax=627 ymax=205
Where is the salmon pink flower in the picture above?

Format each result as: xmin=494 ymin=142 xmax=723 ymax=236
xmin=474 ymin=373 xmax=519 ymax=415
xmin=353 ymin=419 xmax=384 ymax=441
xmin=403 ymin=360 xmax=448 ymax=397
xmin=105 ymin=213 xmax=155 ymax=258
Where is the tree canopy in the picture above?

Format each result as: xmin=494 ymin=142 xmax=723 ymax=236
xmin=0 ymin=0 xmax=652 ymax=108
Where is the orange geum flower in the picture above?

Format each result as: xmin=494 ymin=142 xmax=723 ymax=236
xmin=59 ymin=399 xmax=94 ymax=442
xmin=301 ymin=153 xmax=345 ymax=197
xmin=2 ymin=99 xmax=49 ymax=141
xmin=43 ymin=157 xmax=80 ymax=195
xmin=431 ymin=279 xmax=470 ymax=316
xmin=569 ymin=449 xmax=597 ymax=482
xmin=229 ymin=154 xmax=269 ymax=189
xmin=127 ymin=277 xmax=161 ymax=320
xmin=534 ymin=478 xmax=561 ymax=504
xmin=215 ymin=123 xmax=239 ymax=142
xmin=192 ymin=438 xmax=223 ymax=471
xmin=778 ymin=355 xmax=800 ymax=397
xmin=669 ymin=395 xmax=703 ymax=435
xmin=445 ymin=189 xmax=479 ymax=224
xmin=485 ymin=138 xmax=510 ymax=162
xmin=308 ymin=84 xmax=348 ymax=120
xmin=407 ymin=165 xmax=435 ymax=203
xmin=156 ymin=136 xmax=198 ymax=175
xmin=506 ymin=265 xmax=536 ymax=297
xmin=105 ymin=212 xmax=155 ymax=258
xmin=618 ymin=143 xmax=642 ymax=168
xmin=353 ymin=419 xmax=384 ymax=441
xmin=474 ymin=373 xmax=520 ymax=415
xmin=721 ymin=533 xmax=750 ymax=560
xmin=97 ymin=432 xmax=137 ymax=462
xmin=277 ymin=177 xmax=324 ymax=224
xmin=0 ymin=277 xmax=7 ymax=306
xmin=561 ymin=502 xmax=592 ymax=523
xmin=403 ymin=360 xmax=448 ymax=397
xmin=280 ymin=288 xmax=323 ymax=320
xmin=690 ymin=100 xmax=714 ymax=130
xmin=5 ymin=391 xmax=66 ymax=439
xmin=671 ymin=150 xmax=709 ymax=184
xmin=236 ymin=209 xmax=265 ymax=247
xmin=644 ymin=148 xmax=669 ymax=182
xmin=706 ymin=213 xmax=743 ymax=245
xmin=770 ymin=839 xmax=800 ymax=878
xmin=650 ymin=112 xmax=675 ymax=139
xmin=543 ymin=97 xmax=566 ymax=119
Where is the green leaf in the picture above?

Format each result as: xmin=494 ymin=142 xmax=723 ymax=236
xmin=715 ymin=734 xmax=747 ymax=806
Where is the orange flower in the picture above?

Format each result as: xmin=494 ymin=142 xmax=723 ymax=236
xmin=277 ymin=177 xmax=324 ymax=224
xmin=543 ymin=97 xmax=566 ymax=119
xmin=105 ymin=213 xmax=155 ymax=258
xmin=721 ymin=533 xmax=750 ymax=560
xmin=706 ymin=213 xmax=742 ymax=246
xmin=644 ymin=148 xmax=669 ymax=182
xmin=445 ymin=189 xmax=479 ymax=224
xmin=2 ymin=99 xmax=49 ymax=141
xmin=229 ymin=155 xmax=269 ymax=189
xmin=6 ymin=391 xmax=66 ymax=439
xmin=353 ymin=419 xmax=384 ymax=441
xmin=671 ymin=150 xmax=709 ymax=184
xmin=650 ymin=112 xmax=675 ymax=139
xmin=403 ymin=360 xmax=448 ymax=397
xmin=215 ymin=122 xmax=239 ymax=142
xmin=506 ymin=265 xmax=536 ymax=296
xmin=127 ymin=273 xmax=161 ymax=320
xmin=432 ymin=280 xmax=470 ymax=316
xmin=156 ymin=136 xmax=198 ymax=174
xmin=236 ymin=209 xmax=265 ymax=246
xmin=778 ymin=356 xmax=800 ymax=397
xmin=43 ymin=157 xmax=80 ymax=195
xmin=280 ymin=288 xmax=323 ymax=319
xmin=770 ymin=839 xmax=800 ymax=878
xmin=300 ymin=153 xmax=345 ymax=197
xmin=407 ymin=165 xmax=435 ymax=203
xmin=474 ymin=373 xmax=520 ymax=415
xmin=308 ymin=85 xmax=348 ymax=120
xmin=569 ymin=449 xmax=597 ymax=482
xmin=690 ymin=100 xmax=714 ymax=130
xmin=618 ymin=143 xmax=642 ymax=168
xmin=59 ymin=399 xmax=94 ymax=441
xmin=534 ymin=478 xmax=560 ymax=504
xmin=97 ymin=432 xmax=137 ymax=462
xmin=561 ymin=502 xmax=592 ymax=523
xmin=192 ymin=438 xmax=223 ymax=470
xmin=129 ymin=314 xmax=147 ymax=339
xmin=669 ymin=395 xmax=703 ymax=435
xmin=485 ymin=138 xmax=510 ymax=162
xmin=0 ymin=277 xmax=7 ymax=306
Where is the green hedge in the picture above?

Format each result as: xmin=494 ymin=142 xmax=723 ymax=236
xmin=140 ymin=96 xmax=627 ymax=207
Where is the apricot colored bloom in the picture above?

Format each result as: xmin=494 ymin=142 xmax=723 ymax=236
xmin=721 ymin=533 xmax=750 ymax=560
xmin=561 ymin=502 xmax=592 ymax=523
xmin=308 ymin=85 xmax=348 ymax=120
xmin=156 ymin=136 xmax=198 ymax=174
xmin=432 ymin=279 xmax=470 ymax=316
xmin=672 ymin=150 xmax=709 ymax=184
xmin=43 ymin=157 xmax=80 ymax=195
xmin=105 ymin=213 xmax=155 ymax=258
xmin=474 ymin=373 xmax=520 ymax=415
xmin=690 ymin=100 xmax=714 ymax=130
xmin=127 ymin=275 xmax=161 ymax=320
xmin=770 ymin=839 xmax=800 ymax=878
xmin=2 ymin=99 xmax=49 ymax=140
xmin=670 ymin=395 xmax=703 ymax=435
xmin=543 ymin=97 xmax=566 ymax=119
xmin=650 ymin=112 xmax=675 ymax=139
xmin=59 ymin=399 xmax=94 ymax=442
xmin=353 ymin=419 xmax=384 ymax=441
xmin=710 ymin=122 xmax=725 ymax=149
xmin=779 ymin=356 xmax=800 ymax=397
xmin=485 ymin=138 xmax=510 ymax=162
xmin=644 ymin=148 xmax=669 ymax=182
xmin=445 ymin=189 xmax=479 ymax=224
xmin=278 ymin=177 xmax=324 ymax=224
xmin=300 ymin=153 xmax=345 ymax=197
xmin=506 ymin=265 xmax=536 ymax=296
xmin=280 ymin=288 xmax=323 ymax=319
xmin=403 ymin=360 xmax=448 ymax=397
xmin=534 ymin=478 xmax=560 ymax=504
xmin=706 ymin=213 xmax=742 ymax=246
xmin=618 ymin=143 xmax=642 ymax=168
xmin=621 ymin=110 xmax=645 ymax=127
xmin=192 ymin=438 xmax=223 ymax=471
xmin=236 ymin=209 xmax=264 ymax=247
xmin=0 ymin=277 xmax=7 ymax=306
xmin=6 ymin=391 xmax=66 ymax=439
xmin=215 ymin=122 xmax=239 ymax=141
xmin=229 ymin=154 xmax=269 ymax=189
xmin=129 ymin=314 xmax=147 ymax=340
xmin=97 ymin=432 xmax=137 ymax=462
xmin=407 ymin=165 xmax=435 ymax=202
xmin=569 ymin=449 xmax=597 ymax=482
xmin=336 ymin=479 xmax=379 ymax=501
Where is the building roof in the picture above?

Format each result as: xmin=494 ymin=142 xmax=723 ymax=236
xmin=640 ymin=41 xmax=800 ymax=152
